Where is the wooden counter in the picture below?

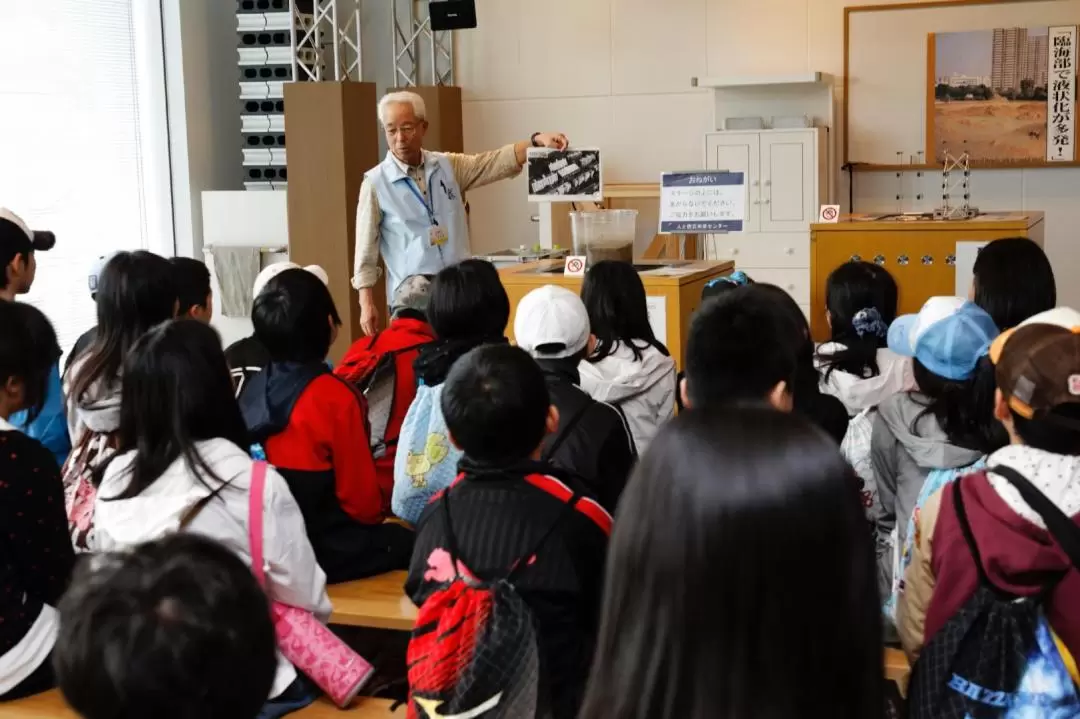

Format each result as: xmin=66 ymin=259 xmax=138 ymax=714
xmin=499 ymin=259 xmax=734 ymax=370
xmin=809 ymin=212 xmax=1044 ymax=341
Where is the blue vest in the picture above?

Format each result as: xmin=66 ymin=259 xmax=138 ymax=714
xmin=366 ymin=152 xmax=469 ymax=301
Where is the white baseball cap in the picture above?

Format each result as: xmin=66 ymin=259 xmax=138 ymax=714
xmin=88 ymin=252 xmax=120 ymax=296
xmin=514 ymin=284 xmax=590 ymax=359
xmin=252 ymin=261 xmax=329 ymax=298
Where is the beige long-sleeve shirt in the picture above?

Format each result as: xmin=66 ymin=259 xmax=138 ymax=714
xmin=352 ymin=144 xmax=522 ymax=290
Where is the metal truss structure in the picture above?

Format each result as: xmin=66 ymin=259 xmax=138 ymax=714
xmin=289 ymin=0 xmax=363 ymax=82
xmin=934 ymin=145 xmax=980 ymax=221
xmin=391 ymin=0 xmax=455 ymax=87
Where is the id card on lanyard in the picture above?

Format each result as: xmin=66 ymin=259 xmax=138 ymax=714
xmin=404 ymin=178 xmax=448 ymax=249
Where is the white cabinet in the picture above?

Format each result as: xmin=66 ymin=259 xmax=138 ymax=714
xmin=705 ymin=129 xmax=826 ymax=233
xmin=704 ymin=128 xmax=827 ymax=308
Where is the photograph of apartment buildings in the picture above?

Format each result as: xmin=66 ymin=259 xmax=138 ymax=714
xmin=932 ymin=26 xmax=1075 ymax=163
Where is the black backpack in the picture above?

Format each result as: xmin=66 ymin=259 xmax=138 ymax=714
xmin=909 ymin=465 xmax=1080 ymax=718
xmin=406 ymin=482 xmax=579 ymax=718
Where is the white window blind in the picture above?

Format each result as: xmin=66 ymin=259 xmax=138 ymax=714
xmin=0 ymin=0 xmax=173 ymax=353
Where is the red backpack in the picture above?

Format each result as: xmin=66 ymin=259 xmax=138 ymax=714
xmin=407 ymin=484 xmax=579 ymax=719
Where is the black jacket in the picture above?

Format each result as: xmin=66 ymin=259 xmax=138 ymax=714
xmin=406 ymin=460 xmax=610 ymax=719
xmin=0 ymin=430 xmax=75 ymax=659
xmin=535 ymin=359 xmax=636 ymax=513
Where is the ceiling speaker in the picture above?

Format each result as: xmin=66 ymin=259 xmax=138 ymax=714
xmin=430 ymin=0 xmax=477 ymax=31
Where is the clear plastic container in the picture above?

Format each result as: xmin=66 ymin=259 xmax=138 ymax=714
xmin=570 ymin=210 xmax=638 ymax=265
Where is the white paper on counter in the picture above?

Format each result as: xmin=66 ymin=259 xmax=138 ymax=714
xmin=646 ymin=296 xmax=667 ymax=345
xmin=954 ymin=241 xmax=989 ymax=297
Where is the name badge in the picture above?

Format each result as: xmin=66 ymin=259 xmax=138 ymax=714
xmin=430 ymin=225 xmax=449 ymax=248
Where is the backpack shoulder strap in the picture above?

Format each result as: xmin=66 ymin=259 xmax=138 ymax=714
xmin=541 ymin=400 xmax=593 ymax=463
xmin=506 ymin=487 xmax=581 ymax=584
xmin=438 ymin=477 xmax=582 ymax=585
xmin=989 ymin=465 xmax=1080 ymax=571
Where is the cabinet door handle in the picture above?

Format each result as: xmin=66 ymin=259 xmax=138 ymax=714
xmin=785 ymin=247 xmax=795 ymax=255
xmin=763 ymin=198 xmax=771 ymax=204
xmin=751 ymin=180 xmax=760 ymax=187
xmin=786 ymin=284 xmax=796 ymax=291
xmin=730 ymin=248 xmax=740 ymax=255
xmin=764 ymin=180 xmax=772 ymax=187
xmin=753 ymin=199 xmax=761 ymax=205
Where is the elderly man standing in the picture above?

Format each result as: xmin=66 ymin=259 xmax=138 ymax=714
xmin=353 ymin=90 xmax=569 ymax=336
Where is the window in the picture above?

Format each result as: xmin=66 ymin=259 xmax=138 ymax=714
xmin=0 ymin=1 xmax=173 ymax=353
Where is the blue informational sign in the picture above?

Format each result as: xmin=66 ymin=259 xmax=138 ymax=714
xmin=659 ymin=171 xmax=746 ymax=233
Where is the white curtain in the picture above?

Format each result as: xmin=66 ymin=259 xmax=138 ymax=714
xmin=0 ymin=0 xmax=173 ymax=352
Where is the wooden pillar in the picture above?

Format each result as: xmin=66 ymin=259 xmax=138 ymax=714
xmin=284 ymin=81 xmax=380 ymax=362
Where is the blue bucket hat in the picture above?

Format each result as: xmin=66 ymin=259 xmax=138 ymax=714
xmin=887 ymin=296 xmax=999 ymax=381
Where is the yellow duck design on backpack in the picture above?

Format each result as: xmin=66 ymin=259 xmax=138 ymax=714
xmin=405 ymin=433 xmax=451 ymax=489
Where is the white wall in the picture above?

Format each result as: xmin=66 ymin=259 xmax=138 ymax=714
xmin=449 ymin=0 xmax=1080 ymax=306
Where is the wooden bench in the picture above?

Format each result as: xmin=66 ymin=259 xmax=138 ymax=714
xmin=0 ymin=690 xmax=397 ymax=718
xmin=885 ymin=646 xmax=912 ymax=695
xmin=328 ymin=570 xmax=416 ymax=631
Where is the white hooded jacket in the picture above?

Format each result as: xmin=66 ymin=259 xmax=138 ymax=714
xmin=94 ymin=438 xmax=332 ymax=699
xmin=579 ymin=342 xmax=676 ymax=454
xmin=815 ymin=343 xmax=917 ymax=417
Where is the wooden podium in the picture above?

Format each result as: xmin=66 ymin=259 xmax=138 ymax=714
xmin=499 ymin=259 xmax=734 ymax=370
xmin=809 ymin=212 xmax=1045 ymax=342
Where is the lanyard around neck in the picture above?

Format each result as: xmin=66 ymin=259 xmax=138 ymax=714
xmin=399 ymin=166 xmax=437 ymax=227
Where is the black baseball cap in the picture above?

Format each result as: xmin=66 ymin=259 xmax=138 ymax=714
xmin=0 ymin=208 xmax=56 ymax=257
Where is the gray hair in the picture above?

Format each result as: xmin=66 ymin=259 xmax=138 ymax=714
xmin=378 ymin=91 xmax=427 ymax=125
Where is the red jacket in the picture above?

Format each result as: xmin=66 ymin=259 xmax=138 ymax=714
xmin=335 ymin=317 xmax=435 ymax=495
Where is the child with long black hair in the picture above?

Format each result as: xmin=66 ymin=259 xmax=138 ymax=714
xmin=93 ymin=319 xmax=330 ymax=717
xmin=0 ymin=302 xmax=75 ymax=701
xmin=815 ymin=263 xmax=916 ymax=551
xmin=578 ymin=260 xmax=676 ymax=453
xmin=63 ymin=250 xmax=178 ymax=551
xmin=580 ymin=408 xmax=882 ymax=719
xmin=392 ymin=259 xmax=511 ymax=523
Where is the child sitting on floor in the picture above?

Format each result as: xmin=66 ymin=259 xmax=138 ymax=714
xmin=406 ymin=344 xmax=610 ymax=719
xmin=240 ymin=268 xmax=413 ymax=582
xmin=392 ymin=259 xmax=510 ymax=524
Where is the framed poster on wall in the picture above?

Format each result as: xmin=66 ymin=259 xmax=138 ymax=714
xmin=929 ymin=24 xmax=1077 ymax=164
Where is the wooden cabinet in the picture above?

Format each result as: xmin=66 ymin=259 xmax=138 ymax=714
xmin=809 ymin=213 xmax=1046 ymax=342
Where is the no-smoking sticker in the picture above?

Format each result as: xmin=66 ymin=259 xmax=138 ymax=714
xmin=565 ymin=255 xmax=587 ymax=277
xmin=819 ymin=205 xmax=841 ymax=223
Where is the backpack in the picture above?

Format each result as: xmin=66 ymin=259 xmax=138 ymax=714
xmin=342 ymin=332 xmax=427 ymax=460
xmin=62 ymin=431 xmax=117 ymax=553
xmin=406 ymin=483 xmax=579 ymax=719
xmin=909 ymin=466 xmax=1080 ymax=717
xmin=884 ymin=459 xmax=986 ymax=623
xmin=393 ymin=384 xmax=462 ymax=525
